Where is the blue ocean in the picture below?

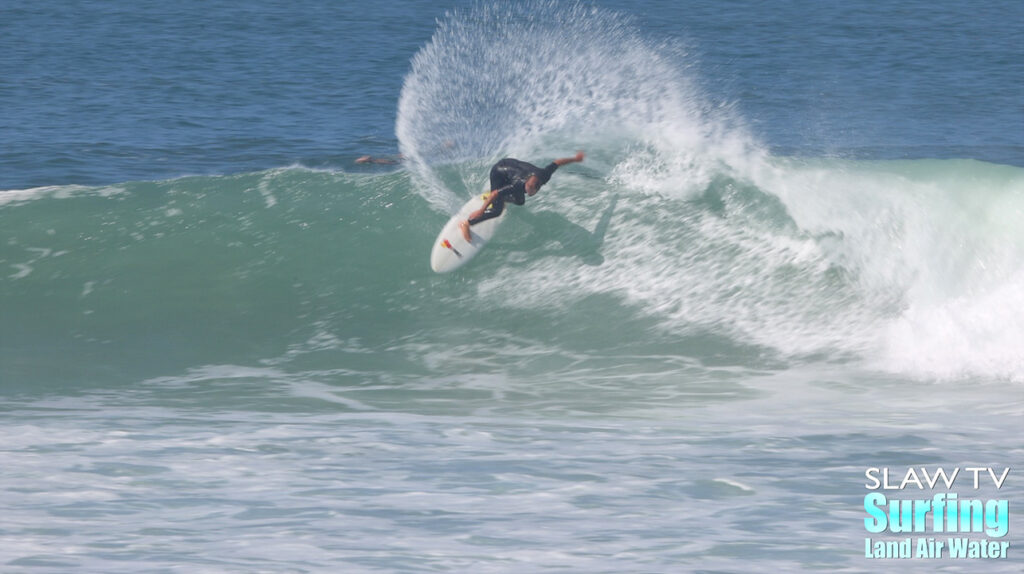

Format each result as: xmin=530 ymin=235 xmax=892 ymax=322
xmin=2 ymin=1 xmax=1022 ymax=572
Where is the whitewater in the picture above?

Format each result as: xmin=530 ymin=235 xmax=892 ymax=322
xmin=2 ymin=1 xmax=1022 ymax=572
xmin=394 ymin=2 xmax=1024 ymax=382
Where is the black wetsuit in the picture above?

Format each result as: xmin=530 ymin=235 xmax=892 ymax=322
xmin=468 ymin=158 xmax=558 ymax=225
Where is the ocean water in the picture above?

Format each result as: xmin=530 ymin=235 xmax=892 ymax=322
xmin=2 ymin=1 xmax=1022 ymax=572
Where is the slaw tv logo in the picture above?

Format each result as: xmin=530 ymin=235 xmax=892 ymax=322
xmin=863 ymin=467 xmax=1010 ymax=560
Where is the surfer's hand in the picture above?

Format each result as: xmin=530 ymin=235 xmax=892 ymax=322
xmin=554 ymin=152 xmax=585 ymax=167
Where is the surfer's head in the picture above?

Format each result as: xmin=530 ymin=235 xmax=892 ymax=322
xmin=525 ymin=175 xmax=543 ymax=196
xmin=526 ymin=164 xmax=557 ymax=196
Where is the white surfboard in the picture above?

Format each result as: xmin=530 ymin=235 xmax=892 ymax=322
xmin=430 ymin=193 xmax=507 ymax=273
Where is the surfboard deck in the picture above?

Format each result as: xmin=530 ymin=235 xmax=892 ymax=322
xmin=430 ymin=194 xmax=507 ymax=273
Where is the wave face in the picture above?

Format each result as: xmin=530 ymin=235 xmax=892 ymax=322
xmin=3 ymin=163 xmax=1021 ymax=388
xmin=4 ymin=3 xmax=1022 ymax=389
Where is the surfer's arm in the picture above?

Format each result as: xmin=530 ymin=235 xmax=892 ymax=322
xmin=552 ymin=151 xmax=585 ymax=166
xmin=468 ymin=188 xmax=503 ymax=220
xmin=482 ymin=184 xmax=514 ymax=208
xmin=482 ymin=189 xmax=500 ymax=208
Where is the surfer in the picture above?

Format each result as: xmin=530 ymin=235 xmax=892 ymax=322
xmin=459 ymin=151 xmax=585 ymax=241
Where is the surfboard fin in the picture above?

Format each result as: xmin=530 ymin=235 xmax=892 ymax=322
xmin=441 ymin=239 xmax=463 ymax=258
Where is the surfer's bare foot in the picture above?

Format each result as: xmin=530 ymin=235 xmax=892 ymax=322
xmin=459 ymin=220 xmax=472 ymax=242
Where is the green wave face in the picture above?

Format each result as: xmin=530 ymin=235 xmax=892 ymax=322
xmin=3 ymin=156 xmax=1022 ymax=389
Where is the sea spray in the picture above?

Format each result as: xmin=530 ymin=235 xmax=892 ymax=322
xmin=396 ymin=1 xmax=747 ymax=211
xmin=393 ymin=2 xmax=1024 ymax=382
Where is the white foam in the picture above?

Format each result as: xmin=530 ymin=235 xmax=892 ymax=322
xmin=0 ymin=184 xmax=127 ymax=207
xmin=755 ymin=159 xmax=1024 ymax=381
xmin=882 ymin=269 xmax=1024 ymax=381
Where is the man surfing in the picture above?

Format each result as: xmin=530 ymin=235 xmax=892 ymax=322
xmin=459 ymin=151 xmax=585 ymax=242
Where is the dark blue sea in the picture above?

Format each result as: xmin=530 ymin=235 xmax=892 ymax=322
xmin=2 ymin=1 xmax=1022 ymax=572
